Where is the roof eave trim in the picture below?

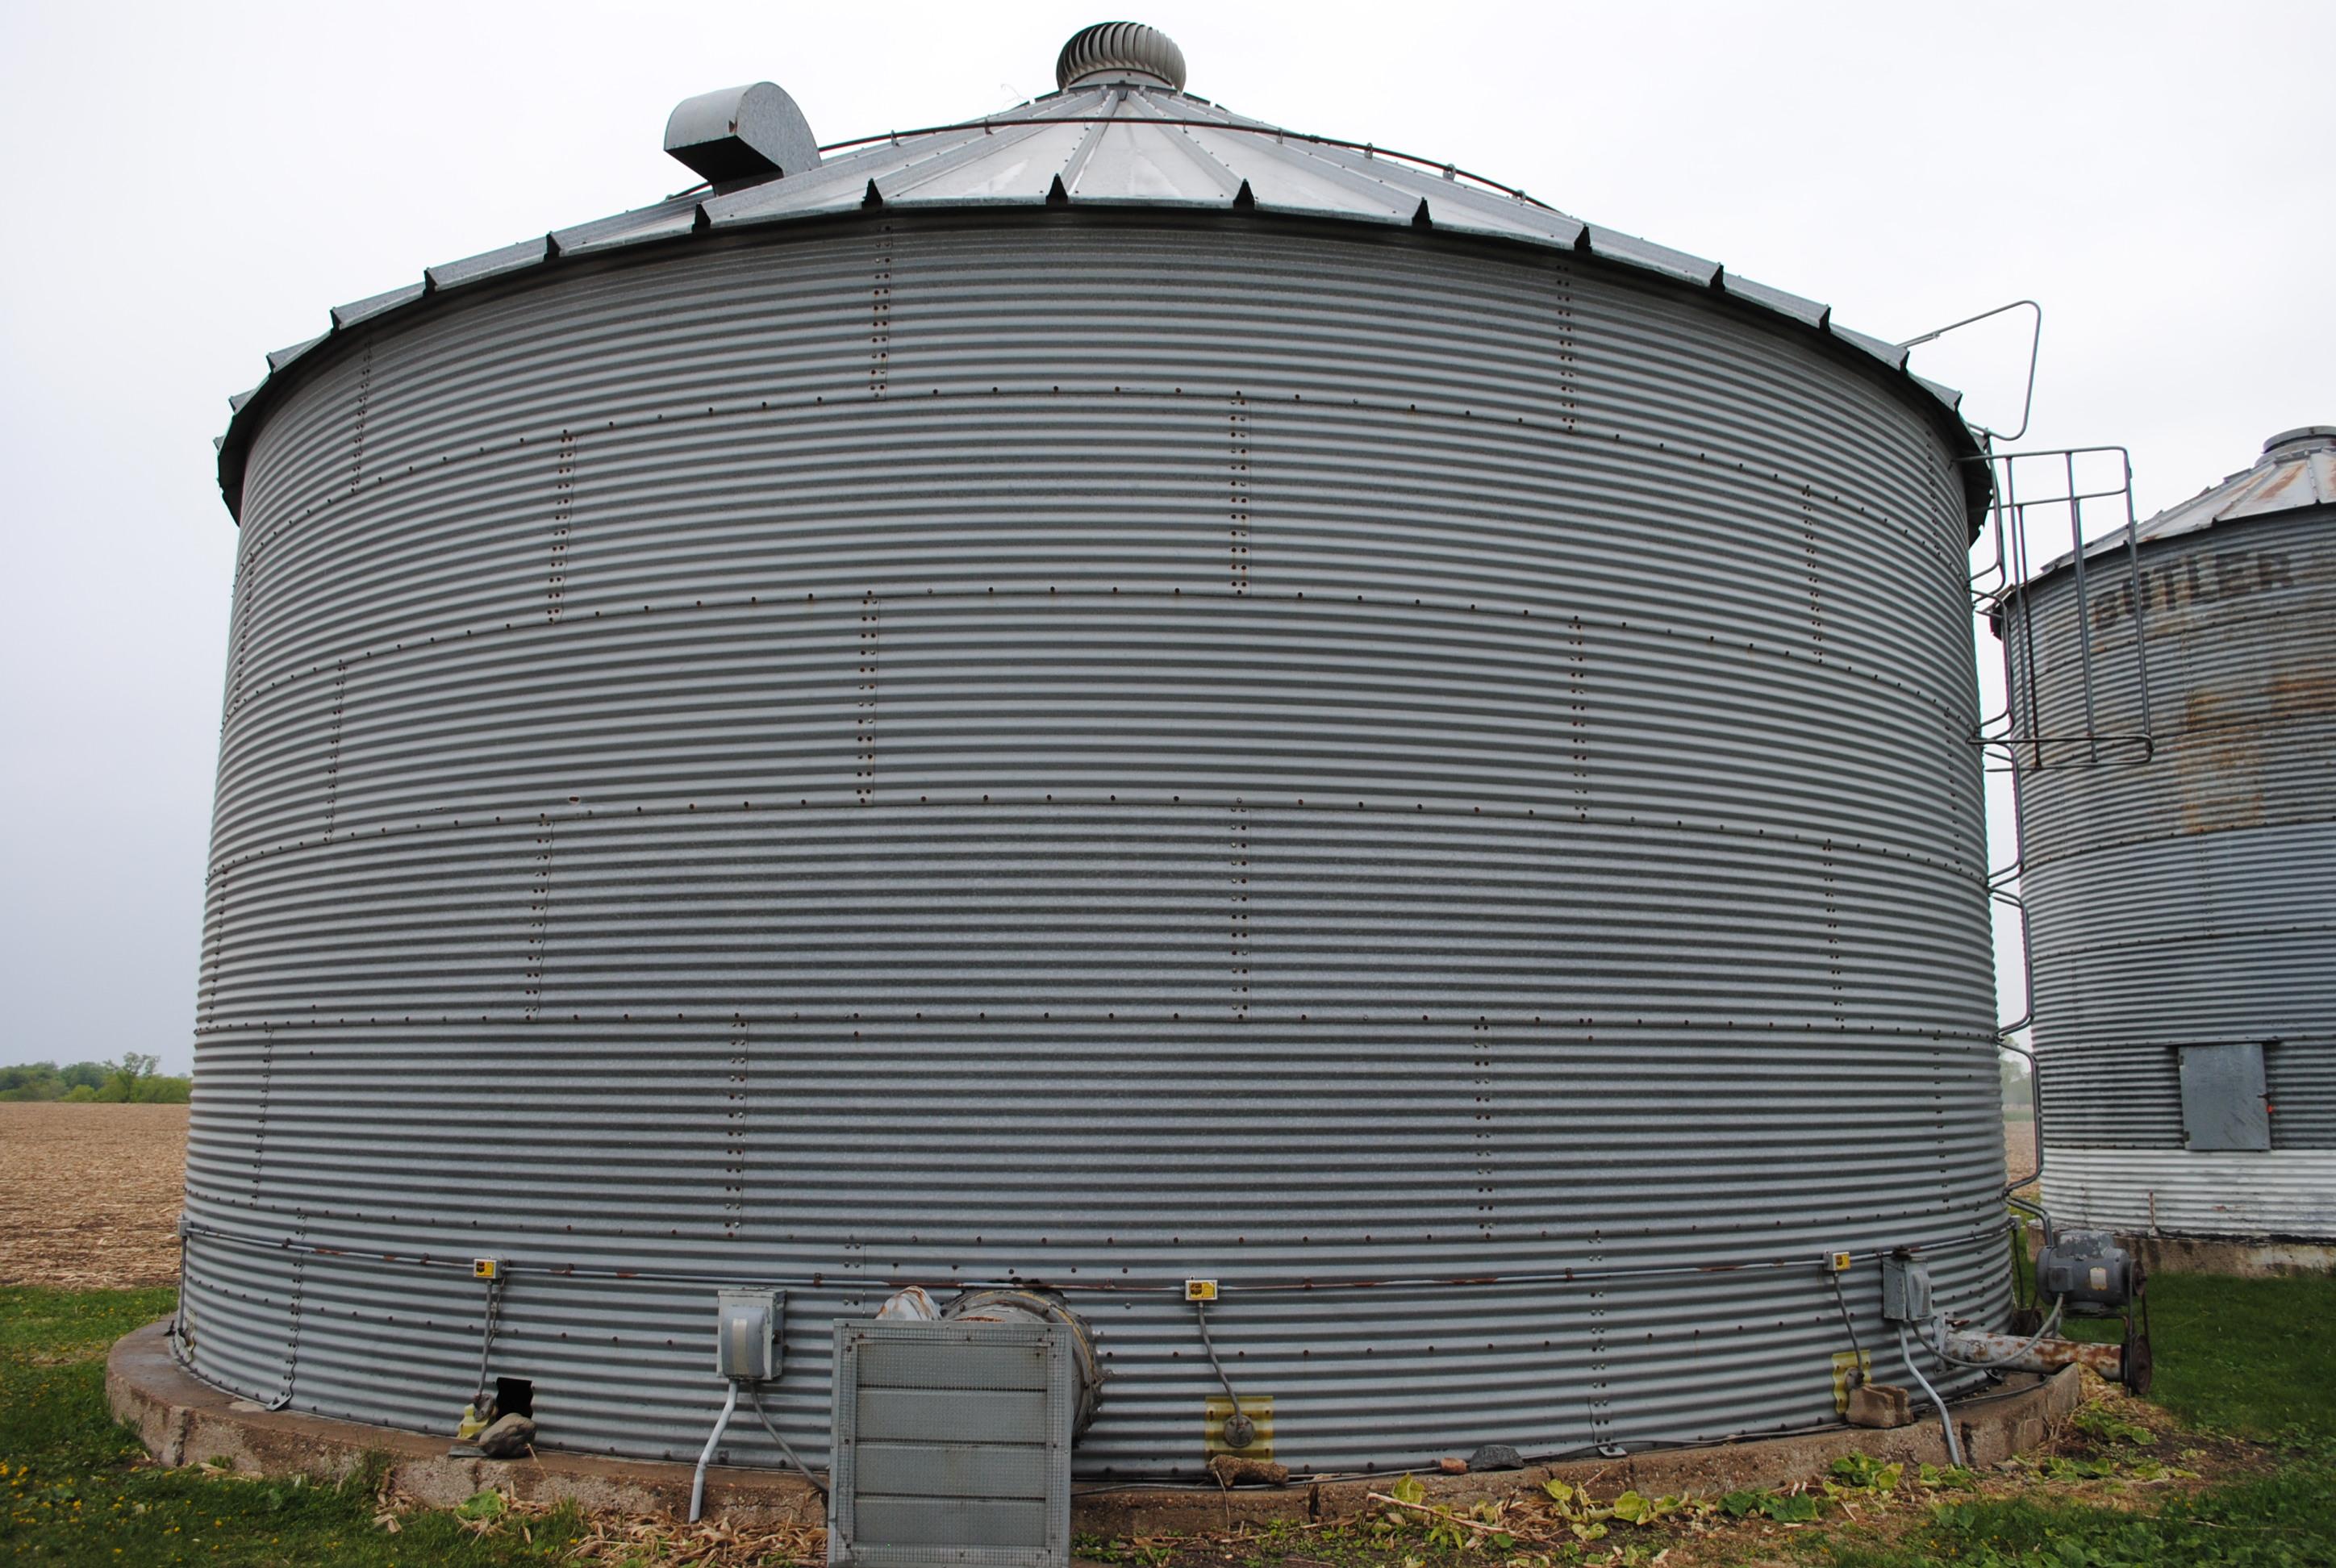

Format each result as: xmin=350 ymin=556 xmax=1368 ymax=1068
xmin=215 ymin=195 xmax=1987 ymax=531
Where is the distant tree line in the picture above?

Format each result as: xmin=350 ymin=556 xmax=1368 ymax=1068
xmin=0 ymin=1053 xmax=190 ymax=1103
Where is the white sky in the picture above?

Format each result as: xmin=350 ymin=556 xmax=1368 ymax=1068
xmin=2 ymin=2 xmax=2327 ymax=1074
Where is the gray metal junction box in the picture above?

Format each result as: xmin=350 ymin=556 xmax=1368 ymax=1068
xmin=828 ymin=1320 xmax=1078 ymax=1568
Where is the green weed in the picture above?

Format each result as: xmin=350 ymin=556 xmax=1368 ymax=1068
xmin=0 ymin=1285 xmax=582 ymax=1565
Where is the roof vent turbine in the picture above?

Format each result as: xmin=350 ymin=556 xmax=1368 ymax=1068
xmin=1055 ymin=21 xmax=1187 ymax=92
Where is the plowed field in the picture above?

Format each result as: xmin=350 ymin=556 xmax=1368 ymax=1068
xmin=0 ymin=1102 xmax=187 ymax=1289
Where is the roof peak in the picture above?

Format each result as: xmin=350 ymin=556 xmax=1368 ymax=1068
xmin=2260 ymin=425 xmax=2336 ymax=461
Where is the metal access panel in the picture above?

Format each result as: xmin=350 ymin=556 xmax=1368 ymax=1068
xmin=2179 ymin=1043 xmax=2271 ymax=1151
xmin=828 ymin=1320 xmax=1074 ymax=1568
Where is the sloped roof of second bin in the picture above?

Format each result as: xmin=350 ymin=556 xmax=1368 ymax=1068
xmin=219 ymin=24 xmax=1988 ymax=528
xmin=2032 ymin=427 xmax=2336 ymax=582
xmin=2130 ymin=427 xmax=2336 ymax=542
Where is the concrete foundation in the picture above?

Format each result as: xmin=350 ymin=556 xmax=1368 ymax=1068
xmin=2018 ymin=1220 xmax=2336 ymax=1280
xmin=2125 ymin=1235 xmax=2336 ymax=1278
xmin=110 ymin=1321 xmax=2083 ymax=1533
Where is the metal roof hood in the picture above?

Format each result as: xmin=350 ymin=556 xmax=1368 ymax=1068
xmin=663 ymin=81 xmax=822 ymax=185
xmin=215 ymin=20 xmax=1990 ymax=527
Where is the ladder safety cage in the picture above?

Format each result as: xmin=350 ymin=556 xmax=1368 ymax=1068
xmin=1965 ymin=444 xmax=2157 ymax=1207
xmin=1970 ymin=444 xmax=2157 ymax=776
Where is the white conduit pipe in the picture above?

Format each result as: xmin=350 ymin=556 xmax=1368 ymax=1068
xmin=690 ymin=1382 xmax=740 ymax=1524
xmin=1896 ymin=1323 xmax=1965 ymax=1468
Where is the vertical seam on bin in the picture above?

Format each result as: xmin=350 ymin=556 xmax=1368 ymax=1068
xmin=348 ymin=340 xmax=371 ymax=498
xmin=857 ymin=593 xmax=880 ymax=805
xmin=321 ymin=661 xmax=346 ymax=842
xmin=249 ymin=1029 xmax=274 ymax=1208
xmin=1229 ymin=799 xmax=1249 ymax=1023
xmin=725 ymin=1014 xmax=749 ymax=1239
xmin=1229 ymin=393 xmax=1249 ymax=595
xmin=548 ymin=428 xmax=575 ymax=623
xmin=870 ymin=226 xmax=892 ymax=399
xmin=524 ymin=812 xmax=554 ymax=1019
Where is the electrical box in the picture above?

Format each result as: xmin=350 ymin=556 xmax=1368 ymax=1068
xmin=715 ymin=1288 xmax=783 ymax=1381
xmin=1879 ymin=1255 xmax=1933 ymax=1324
xmin=1183 ymin=1279 xmax=1218 ymax=1302
xmin=472 ymin=1257 xmax=500 ymax=1281
xmin=2179 ymin=1042 xmax=2271 ymax=1152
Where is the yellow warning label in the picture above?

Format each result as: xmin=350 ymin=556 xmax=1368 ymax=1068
xmin=1831 ymin=1349 xmax=1872 ymax=1414
xmin=1203 ymin=1395 xmax=1274 ymax=1459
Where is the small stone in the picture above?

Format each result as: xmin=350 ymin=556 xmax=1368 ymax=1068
xmin=1208 ymin=1454 xmax=1291 ymax=1487
xmin=473 ymin=1413 xmax=537 ymax=1458
xmin=1846 ymin=1383 xmax=1914 ymax=1430
xmin=1437 ymin=1455 xmax=1469 ymax=1475
xmin=1466 ymin=1444 xmax=1525 ymax=1472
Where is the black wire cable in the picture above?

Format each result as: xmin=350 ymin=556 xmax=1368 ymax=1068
xmin=1191 ymin=1299 xmax=1244 ymax=1420
xmin=748 ymin=1384 xmax=828 ymax=1500
xmin=471 ymin=1272 xmax=504 ymax=1407
xmin=1827 ymin=1267 xmax=1867 ymax=1387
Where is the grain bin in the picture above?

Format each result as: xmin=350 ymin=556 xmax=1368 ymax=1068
xmin=182 ymin=21 xmax=2012 ymax=1479
xmin=2005 ymin=427 xmax=2336 ymax=1242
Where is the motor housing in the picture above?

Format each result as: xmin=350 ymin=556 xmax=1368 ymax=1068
xmin=2035 ymin=1229 xmax=2140 ymax=1313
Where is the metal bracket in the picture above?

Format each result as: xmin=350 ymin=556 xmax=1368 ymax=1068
xmin=1900 ymin=298 xmax=2041 ymax=443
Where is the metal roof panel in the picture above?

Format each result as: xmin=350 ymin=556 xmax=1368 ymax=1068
xmin=2032 ymin=429 xmax=2335 ymax=580
xmin=883 ymin=121 xmax=1087 ymax=205
xmin=553 ymin=195 xmax=703 ymax=258
xmin=1582 ymin=225 xmax=1721 ymax=288
xmin=1174 ymin=124 xmax=1410 ymax=221
xmin=423 ymin=236 xmax=549 ymax=294
xmin=1829 ymin=323 xmax=1912 ymax=371
xmin=1064 ymin=121 xmax=1241 ymax=204
xmin=1717 ymin=273 xmax=1829 ymax=330
xmin=330 ymin=281 xmax=426 ymax=332
xmin=1911 ymin=372 xmax=1964 ymax=411
xmin=264 ymin=333 xmax=326 ymax=373
xmin=1404 ymin=179 xmax=1583 ymax=247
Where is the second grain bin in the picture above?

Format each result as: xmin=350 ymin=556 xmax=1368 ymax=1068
xmin=2007 ymin=427 xmax=2336 ymax=1243
xmin=179 ymin=21 xmax=2012 ymax=1479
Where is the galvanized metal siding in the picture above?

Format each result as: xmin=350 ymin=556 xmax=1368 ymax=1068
xmin=188 ymin=214 xmax=2004 ymax=1476
xmin=2042 ymin=1149 xmax=2336 ymax=1241
xmin=2009 ymin=506 xmax=2336 ymax=1228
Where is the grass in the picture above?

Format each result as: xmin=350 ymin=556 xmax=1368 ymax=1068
xmin=1803 ymin=1461 xmax=2336 ymax=1566
xmin=2 ymin=1271 xmax=2330 ymax=1566
xmin=0 ymin=1286 xmax=586 ymax=1565
xmin=2057 ymin=1272 xmax=2336 ymax=1444
xmin=1792 ymin=1269 xmax=2336 ymax=1567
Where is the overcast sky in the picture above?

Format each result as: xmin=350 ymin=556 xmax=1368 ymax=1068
xmin=2 ymin=2 xmax=2327 ymax=1074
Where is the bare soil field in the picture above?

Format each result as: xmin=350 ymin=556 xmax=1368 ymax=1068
xmin=2006 ymin=1115 xmax=2039 ymax=1191
xmin=0 ymin=1102 xmax=186 ymax=1288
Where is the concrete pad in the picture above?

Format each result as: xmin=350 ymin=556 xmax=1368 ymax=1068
xmin=110 ymin=1320 xmax=2081 ymax=1532
xmin=2125 ymin=1235 xmax=2336 ymax=1278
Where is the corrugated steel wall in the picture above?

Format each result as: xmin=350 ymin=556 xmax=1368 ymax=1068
xmin=186 ymin=212 xmax=2006 ymax=1477
xmin=2043 ymin=1149 xmax=2336 ymax=1237
xmin=2008 ymin=505 xmax=2336 ymax=1236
